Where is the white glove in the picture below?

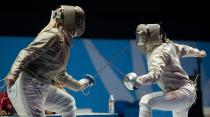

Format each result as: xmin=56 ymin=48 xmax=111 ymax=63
xmin=198 ymin=50 xmax=206 ymax=57
xmin=123 ymin=72 xmax=137 ymax=90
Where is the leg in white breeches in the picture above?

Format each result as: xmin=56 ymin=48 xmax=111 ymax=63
xmin=7 ymin=72 xmax=49 ymax=117
xmin=139 ymin=84 xmax=196 ymax=117
xmin=44 ymin=85 xmax=76 ymax=117
xmin=139 ymin=103 xmax=152 ymax=117
xmin=172 ymin=110 xmax=188 ymax=117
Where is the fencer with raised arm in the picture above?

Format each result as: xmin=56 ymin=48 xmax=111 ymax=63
xmin=123 ymin=24 xmax=206 ymax=117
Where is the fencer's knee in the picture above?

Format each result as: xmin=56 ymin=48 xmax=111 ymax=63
xmin=140 ymin=94 xmax=153 ymax=106
xmin=60 ymin=96 xmax=76 ymax=113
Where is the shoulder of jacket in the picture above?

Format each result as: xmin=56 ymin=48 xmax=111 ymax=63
xmin=38 ymin=28 xmax=62 ymax=38
xmin=156 ymin=43 xmax=170 ymax=52
xmin=151 ymin=43 xmax=172 ymax=58
xmin=39 ymin=28 xmax=65 ymax=42
xmin=48 ymin=28 xmax=64 ymax=38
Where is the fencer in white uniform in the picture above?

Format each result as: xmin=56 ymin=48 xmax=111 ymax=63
xmin=123 ymin=24 xmax=206 ymax=117
xmin=6 ymin=5 xmax=95 ymax=117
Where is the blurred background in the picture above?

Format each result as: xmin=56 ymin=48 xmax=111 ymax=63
xmin=0 ymin=0 xmax=209 ymax=117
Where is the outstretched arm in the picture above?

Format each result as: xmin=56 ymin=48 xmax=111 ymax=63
xmin=173 ymin=43 xmax=206 ymax=57
xmin=53 ymin=70 xmax=94 ymax=92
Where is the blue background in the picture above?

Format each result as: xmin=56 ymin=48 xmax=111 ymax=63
xmin=0 ymin=36 xmax=209 ymax=117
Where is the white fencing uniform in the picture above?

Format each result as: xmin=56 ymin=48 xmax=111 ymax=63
xmin=7 ymin=27 xmax=92 ymax=117
xmin=137 ymin=42 xmax=200 ymax=117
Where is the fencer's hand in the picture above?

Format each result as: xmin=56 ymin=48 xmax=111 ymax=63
xmin=84 ymin=74 xmax=95 ymax=86
xmin=123 ymin=72 xmax=138 ymax=90
xmin=199 ymin=50 xmax=206 ymax=57
xmin=133 ymin=78 xmax=143 ymax=89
